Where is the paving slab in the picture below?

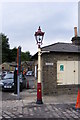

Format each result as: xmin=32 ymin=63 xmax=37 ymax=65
xmin=1 ymin=89 xmax=80 ymax=119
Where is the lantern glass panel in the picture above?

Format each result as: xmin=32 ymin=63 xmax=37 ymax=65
xmin=37 ymin=35 xmax=42 ymax=43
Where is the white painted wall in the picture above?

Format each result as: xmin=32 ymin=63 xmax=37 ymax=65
xmin=57 ymin=61 xmax=79 ymax=85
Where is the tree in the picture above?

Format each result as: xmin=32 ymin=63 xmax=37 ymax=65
xmin=1 ymin=33 xmax=32 ymax=63
xmin=1 ymin=33 xmax=10 ymax=63
xmin=0 ymin=34 xmax=2 ymax=64
xmin=9 ymin=47 xmax=17 ymax=62
xmin=21 ymin=51 xmax=31 ymax=61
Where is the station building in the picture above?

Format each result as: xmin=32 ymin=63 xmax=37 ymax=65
xmin=33 ymin=27 xmax=80 ymax=95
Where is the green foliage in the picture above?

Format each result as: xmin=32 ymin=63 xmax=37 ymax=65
xmin=9 ymin=47 xmax=17 ymax=62
xmin=1 ymin=33 xmax=10 ymax=63
xmin=1 ymin=33 xmax=32 ymax=63
xmin=0 ymin=34 xmax=2 ymax=64
xmin=21 ymin=51 xmax=31 ymax=61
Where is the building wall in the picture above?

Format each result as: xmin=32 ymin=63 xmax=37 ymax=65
xmin=2 ymin=63 xmax=15 ymax=71
xmin=42 ymin=52 xmax=79 ymax=95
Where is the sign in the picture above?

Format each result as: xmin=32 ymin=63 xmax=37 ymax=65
xmin=60 ymin=65 xmax=64 ymax=71
xmin=45 ymin=63 xmax=53 ymax=66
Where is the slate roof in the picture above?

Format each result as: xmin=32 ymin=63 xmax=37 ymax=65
xmin=32 ymin=42 xmax=80 ymax=59
xmin=41 ymin=42 xmax=80 ymax=53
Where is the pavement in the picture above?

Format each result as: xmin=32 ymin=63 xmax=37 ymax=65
xmin=0 ymin=89 xmax=80 ymax=120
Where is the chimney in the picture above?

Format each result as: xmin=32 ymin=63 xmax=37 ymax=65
xmin=74 ymin=27 xmax=77 ymax=37
xmin=71 ymin=27 xmax=80 ymax=45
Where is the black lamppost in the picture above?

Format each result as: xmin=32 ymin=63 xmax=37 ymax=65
xmin=34 ymin=26 xmax=45 ymax=104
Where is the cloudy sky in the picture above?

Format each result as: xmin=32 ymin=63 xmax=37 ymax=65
xmin=1 ymin=0 xmax=79 ymax=55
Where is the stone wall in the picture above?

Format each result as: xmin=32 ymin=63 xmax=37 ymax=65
xmin=42 ymin=52 xmax=79 ymax=95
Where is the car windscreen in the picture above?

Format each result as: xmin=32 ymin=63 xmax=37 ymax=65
xmin=3 ymin=74 xmax=14 ymax=79
xmin=27 ymin=71 xmax=32 ymax=75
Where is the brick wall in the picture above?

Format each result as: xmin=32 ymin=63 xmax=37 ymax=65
xmin=42 ymin=52 xmax=79 ymax=95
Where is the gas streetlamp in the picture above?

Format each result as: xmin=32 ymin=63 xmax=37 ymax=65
xmin=34 ymin=26 xmax=45 ymax=104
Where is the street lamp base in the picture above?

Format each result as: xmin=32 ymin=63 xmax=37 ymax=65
xmin=36 ymin=100 xmax=43 ymax=104
xmin=36 ymin=83 xmax=43 ymax=104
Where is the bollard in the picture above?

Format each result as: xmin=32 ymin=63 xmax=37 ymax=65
xmin=27 ymin=80 xmax=29 ymax=89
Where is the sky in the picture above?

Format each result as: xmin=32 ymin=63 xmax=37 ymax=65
xmin=1 ymin=0 xmax=79 ymax=55
xmin=78 ymin=1 xmax=80 ymax=36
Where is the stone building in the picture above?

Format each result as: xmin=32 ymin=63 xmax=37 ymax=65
xmin=0 ymin=61 xmax=34 ymax=73
xmin=21 ymin=61 xmax=34 ymax=72
xmin=1 ymin=62 xmax=15 ymax=71
xmin=33 ymin=28 xmax=80 ymax=95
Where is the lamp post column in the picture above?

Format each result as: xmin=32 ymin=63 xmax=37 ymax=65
xmin=38 ymin=46 xmax=41 ymax=83
xmin=34 ymin=26 xmax=45 ymax=104
xmin=36 ymin=45 xmax=43 ymax=104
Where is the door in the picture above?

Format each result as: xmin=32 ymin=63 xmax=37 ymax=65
xmin=57 ymin=61 xmax=79 ymax=85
